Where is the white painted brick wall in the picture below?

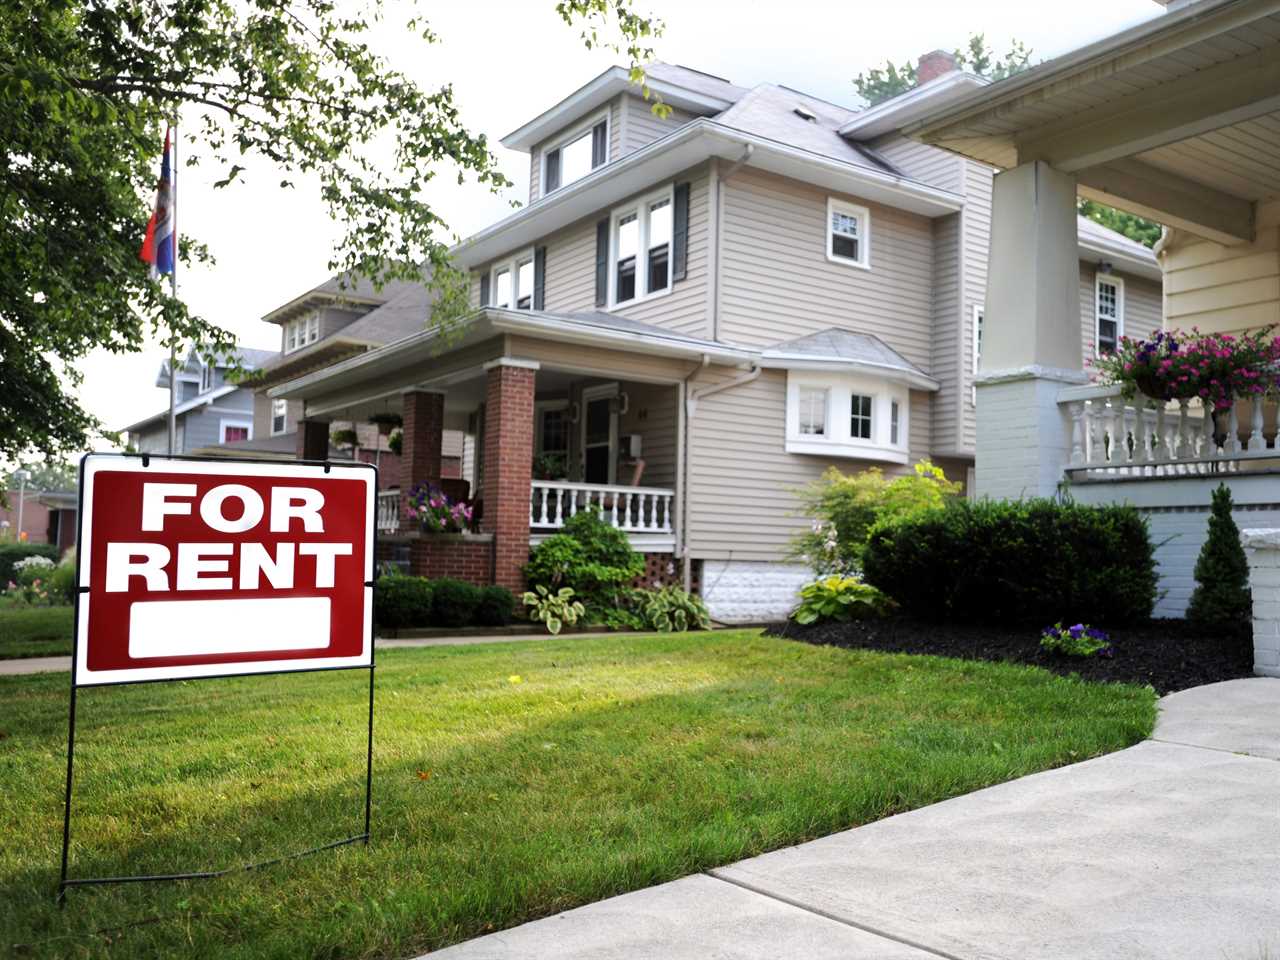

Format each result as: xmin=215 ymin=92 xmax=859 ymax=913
xmin=1243 ymin=529 xmax=1280 ymax=677
xmin=700 ymin=561 xmax=811 ymax=624
xmin=975 ymin=375 xmax=1077 ymax=500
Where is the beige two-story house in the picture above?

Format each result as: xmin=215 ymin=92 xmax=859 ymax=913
xmin=268 ymin=58 xmax=1161 ymax=621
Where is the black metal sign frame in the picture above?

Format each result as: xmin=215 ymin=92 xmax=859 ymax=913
xmin=57 ymin=452 xmax=378 ymax=903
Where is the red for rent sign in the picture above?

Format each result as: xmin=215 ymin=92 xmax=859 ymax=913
xmin=75 ymin=455 xmax=376 ymax=686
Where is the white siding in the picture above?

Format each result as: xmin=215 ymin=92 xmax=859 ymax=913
xmin=874 ymin=135 xmax=964 ymax=193
xmin=931 ymin=212 xmax=963 ymax=454
xmin=619 ymin=95 xmax=693 ymax=154
xmin=960 ymin=159 xmax=994 ymax=454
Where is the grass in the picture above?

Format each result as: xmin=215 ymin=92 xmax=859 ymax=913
xmin=0 ymin=606 xmax=73 ymax=659
xmin=0 ymin=629 xmax=1156 ymax=959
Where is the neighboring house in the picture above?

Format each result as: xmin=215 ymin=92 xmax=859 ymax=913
xmin=267 ymin=59 xmax=1160 ymax=621
xmin=123 ymin=346 xmax=277 ymax=454
xmin=900 ymin=0 xmax=1280 ymax=639
xmin=202 ymin=272 xmax=460 ymax=480
xmin=0 ymin=488 xmax=76 ymax=552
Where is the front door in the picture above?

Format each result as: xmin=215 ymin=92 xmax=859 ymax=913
xmin=581 ymin=385 xmax=617 ymax=484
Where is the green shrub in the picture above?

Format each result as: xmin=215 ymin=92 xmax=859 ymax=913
xmin=863 ymin=498 xmax=1157 ymax=626
xmin=522 ymin=585 xmax=585 ymax=635
xmin=524 ymin=507 xmax=643 ymax=610
xmin=790 ymin=460 xmax=961 ymax=574
xmin=475 ymin=586 xmax=515 ymax=627
xmin=432 ymin=578 xmax=481 ymax=628
xmin=374 ymin=573 xmax=434 ymax=629
xmin=636 ymin=587 xmax=711 ymax=632
xmin=0 ymin=543 xmax=59 ymax=585
xmin=1186 ymin=484 xmax=1252 ymax=627
xmin=792 ymin=576 xmax=896 ymax=625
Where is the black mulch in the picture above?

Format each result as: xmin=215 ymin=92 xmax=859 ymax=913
xmin=764 ymin=617 xmax=1254 ymax=695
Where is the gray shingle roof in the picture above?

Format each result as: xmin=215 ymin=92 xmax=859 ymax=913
xmin=338 ymin=281 xmax=435 ymax=346
xmin=763 ymin=328 xmax=930 ymax=377
xmin=646 ymin=63 xmax=750 ymax=104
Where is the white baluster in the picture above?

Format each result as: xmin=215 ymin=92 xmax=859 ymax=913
xmin=1134 ymin=397 xmax=1151 ymax=469
xmin=568 ymin=489 xmax=579 ymax=518
xmin=609 ymin=490 xmax=619 ymax=527
xmin=1121 ymin=401 xmax=1136 ymax=471
xmin=1203 ymin=402 xmax=1218 ymax=462
xmin=1176 ymin=399 xmax=1193 ymax=463
xmin=662 ymin=494 xmax=673 ymax=532
xmin=1069 ymin=401 xmax=1086 ymax=467
xmin=1249 ymin=396 xmax=1266 ymax=452
xmin=1087 ymin=401 xmax=1104 ymax=467
xmin=1227 ymin=404 xmax=1242 ymax=458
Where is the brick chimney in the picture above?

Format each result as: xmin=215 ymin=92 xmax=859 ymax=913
xmin=916 ymin=50 xmax=958 ymax=86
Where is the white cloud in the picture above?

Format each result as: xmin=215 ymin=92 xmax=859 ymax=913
xmin=74 ymin=0 xmax=1160 ymax=450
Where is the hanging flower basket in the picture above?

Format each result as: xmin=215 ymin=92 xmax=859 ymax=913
xmin=368 ymin=412 xmax=403 ymax=437
xmin=1092 ymin=326 xmax=1280 ymax=408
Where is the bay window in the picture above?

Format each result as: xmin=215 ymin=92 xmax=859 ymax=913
xmin=798 ymin=387 xmax=828 ymax=436
xmin=785 ymin=372 xmax=909 ymax=464
xmin=608 ymin=186 xmax=674 ymax=308
xmin=851 ymin=394 xmax=873 ymax=439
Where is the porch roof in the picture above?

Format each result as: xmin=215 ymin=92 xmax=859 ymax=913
xmin=760 ymin=328 xmax=940 ymax=391
xmin=267 ymin=307 xmax=757 ymax=404
xmin=902 ymin=0 xmax=1280 ymax=245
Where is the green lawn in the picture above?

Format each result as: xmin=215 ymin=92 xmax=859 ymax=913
xmin=0 ymin=630 xmax=1155 ymax=959
xmin=0 ymin=606 xmax=73 ymax=659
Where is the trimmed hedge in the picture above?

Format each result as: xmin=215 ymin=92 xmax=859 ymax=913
xmin=431 ymin=579 xmax=482 ymax=628
xmin=0 ymin=543 xmax=59 ymax=585
xmin=374 ymin=575 xmax=515 ymax=630
xmin=374 ymin=575 xmax=434 ymax=629
xmin=863 ymin=498 xmax=1157 ymax=626
xmin=475 ymin=586 xmax=515 ymax=627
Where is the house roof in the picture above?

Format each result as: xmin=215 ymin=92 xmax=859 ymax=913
xmin=260 ymin=272 xmax=424 ymax=325
xmin=501 ymin=62 xmax=749 ymax=151
xmin=191 ymin=431 xmax=345 ymax=461
xmin=121 ymin=383 xmax=241 ymax=434
xmin=838 ymin=69 xmax=990 ymax=140
xmin=1076 ymin=214 xmax=1161 ymax=281
xmin=761 ymin=328 xmax=940 ymax=391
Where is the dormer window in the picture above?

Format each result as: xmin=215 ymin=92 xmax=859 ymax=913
xmin=284 ymin=312 xmax=319 ymax=354
xmin=200 ymin=363 xmax=214 ymax=393
xmin=543 ymin=114 xmax=608 ymax=194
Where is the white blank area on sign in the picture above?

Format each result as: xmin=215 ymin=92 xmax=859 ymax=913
xmin=128 ymin=597 xmax=331 ymax=659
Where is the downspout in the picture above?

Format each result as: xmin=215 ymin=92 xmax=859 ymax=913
xmin=681 ymin=360 xmax=762 ymax=593
xmin=678 ymin=354 xmax=710 ymax=593
xmin=711 ymin=144 xmax=754 ymax=342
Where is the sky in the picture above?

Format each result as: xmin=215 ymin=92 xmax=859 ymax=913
xmin=74 ymin=0 xmax=1163 ymax=450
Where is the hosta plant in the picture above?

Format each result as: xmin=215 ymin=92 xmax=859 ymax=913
xmin=639 ymin=587 xmax=711 ymax=632
xmin=522 ymin=585 xmax=585 ymax=635
xmin=792 ymin=576 xmax=896 ymax=625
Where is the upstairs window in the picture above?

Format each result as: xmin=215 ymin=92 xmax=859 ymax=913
xmin=494 ymin=267 xmax=512 ymax=309
xmin=200 ymin=363 xmax=214 ymax=393
xmin=544 ymin=115 xmax=608 ymax=194
xmin=271 ymin=398 xmax=288 ymax=436
xmin=827 ymin=198 xmax=870 ymax=269
xmin=485 ymin=249 xmax=537 ymax=310
xmin=284 ymin=313 xmax=319 ymax=354
xmin=1096 ymin=275 xmax=1124 ymax=355
xmin=608 ymin=186 xmax=674 ymax=308
xmin=851 ymin=393 xmax=873 ymax=439
xmin=798 ymin=387 xmax=828 ymax=436
xmin=516 ymin=257 xmax=534 ymax=310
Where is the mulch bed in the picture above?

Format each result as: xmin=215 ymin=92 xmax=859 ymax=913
xmin=765 ymin=617 xmax=1254 ymax=695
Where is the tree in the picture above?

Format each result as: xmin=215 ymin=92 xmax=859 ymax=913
xmin=1186 ymin=484 xmax=1253 ymax=628
xmin=853 ymin=34 xmax=1032 ymax=107
xmin=1 ymin=0 xmax=663 ymax=464
xmin=1077 ymin=198 xmax=1163 ymax=249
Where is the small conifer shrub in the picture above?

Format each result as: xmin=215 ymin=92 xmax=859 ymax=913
xmin=1186 ymin=484 xmax=1252 ymax=627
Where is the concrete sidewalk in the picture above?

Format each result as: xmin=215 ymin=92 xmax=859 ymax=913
xmin=425 ymin=678 xmax=1280 ymax=960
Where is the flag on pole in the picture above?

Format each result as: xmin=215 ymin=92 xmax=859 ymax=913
xmin=140 ymin=127 xmax=176 ymax=279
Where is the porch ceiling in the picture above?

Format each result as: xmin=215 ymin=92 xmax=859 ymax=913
xmin=904 ymin=0 xmax=1280 ymax=245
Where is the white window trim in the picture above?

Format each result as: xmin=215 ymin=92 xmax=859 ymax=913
xmin=784 ymin=371 xmax=908 ymax=464
xmin=970 ymin=304 xmax=984 ymax=407
xmin=270 ymin=398 xmax=289 ymax=437
xmin=283 ymin=312 xmax=320 ymax=355
xmin=1094 ymin=273 xmax=1125 ymax=357
xmin=540 ymin=110 xmax=610 ymax=196
xmin=219 ymin=418 xmax=254 ymax=443
xmin=200 ymin=364 xmax=214 ymax=393
xmin=826 ymin=197 xmax=871 ymax=270
xmin=580 ymin=382 xmax=619 ymax=484
xmin=607 ymin=184 xmax=675 ymax=310
xmin=486 ymin=247 xmax=537 ymax=310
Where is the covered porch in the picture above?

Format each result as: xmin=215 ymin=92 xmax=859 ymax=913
xmin=272 ymin=307 xmax=754 ymax=590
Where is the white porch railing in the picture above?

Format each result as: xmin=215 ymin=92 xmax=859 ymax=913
xmin=530 ymin=480 xmax=674 ymax=534
xmin=377 ymin=488 xmax=401 ymax=534
xmin=1059 ymin=384 xmax=1280 ymax=478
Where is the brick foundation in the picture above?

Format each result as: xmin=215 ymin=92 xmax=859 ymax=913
xmin=631 ymin=553 xmax=700 ymax=592
xmin=410 ymin=535 xmax=494 ymax=586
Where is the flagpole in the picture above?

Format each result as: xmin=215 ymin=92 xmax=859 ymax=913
xmin=167 ymin=116 xmax=179 ymax=456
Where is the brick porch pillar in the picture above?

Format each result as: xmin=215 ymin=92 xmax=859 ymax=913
xmin=481 ymin=359 xmax=537 ymax=592
xmin=400 ymin=390 xmax=445 ymax=498
xmin=297 ymin=419 xmax=330 ymax=461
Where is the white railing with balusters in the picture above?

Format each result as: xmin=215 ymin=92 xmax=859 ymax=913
xmin=530 ymin=480 xmax=674 ymax=535
xmin=1058 ymin=384 xmax=1280 ymax=478
xmin=376 ymin=488 xmax=401 ymax=533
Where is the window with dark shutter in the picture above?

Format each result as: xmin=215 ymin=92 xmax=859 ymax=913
xmin=591 ymin=121 xmax=607 ymax=168
xmin=533 ymin=246 xmax=546 ymax=310
xmin=544 ymin=149 xmax=561 ymax=193
xmin=595 ymin=219 xmax=609 ymax=307
xmin=672 ymin=182 xmax=690 ymax=282
xmin=478 ymin=271 xmax=490 ymax=307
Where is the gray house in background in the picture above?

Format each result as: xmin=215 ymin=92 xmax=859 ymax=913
xmin=123 ymin=346 xmax=277 ymax=454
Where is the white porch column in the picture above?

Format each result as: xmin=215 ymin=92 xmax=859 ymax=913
xmin=976 ymin=160 xmax=1087 ymax=499
xmin=1242 ymin=529 xmax=1280 ymax=679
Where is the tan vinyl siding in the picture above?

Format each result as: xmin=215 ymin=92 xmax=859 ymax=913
xmin=506 ymin=334 xmax=694 ymax=385
xmin=685 ymin=367 xmax=930 ymax=561
xmin=716 ymin=167 xmax=935 ymax=370
xmin=1162 ymin=199 xmax=1280 ymax=335
xmin=959 ymin=159 xmax=994 ymax=454
xmin=873 ymin=136 xmax=964 ymax=193
xmin=619 ymin=95 xmax=693 ymax=154
xmin=1078 ymin=263 xmax=1163 ymax=363
xmin=931 ymin=212 xmax=963 ymax=453
xmin=619 ymin=381 xmax=677 ymax=489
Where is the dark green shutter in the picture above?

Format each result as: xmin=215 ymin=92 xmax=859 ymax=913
xmin=594 ymin=219 xmax=609 ymax=307
xmin=544 ymin=149 xmax=560 ymax=193
xmin=478 ymin=271 xmax=490 ymax=306
xmin=672 ymin=182 xmax=690 ymax=282
xmin=533 ymin=246 xmax=546 ymax=310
